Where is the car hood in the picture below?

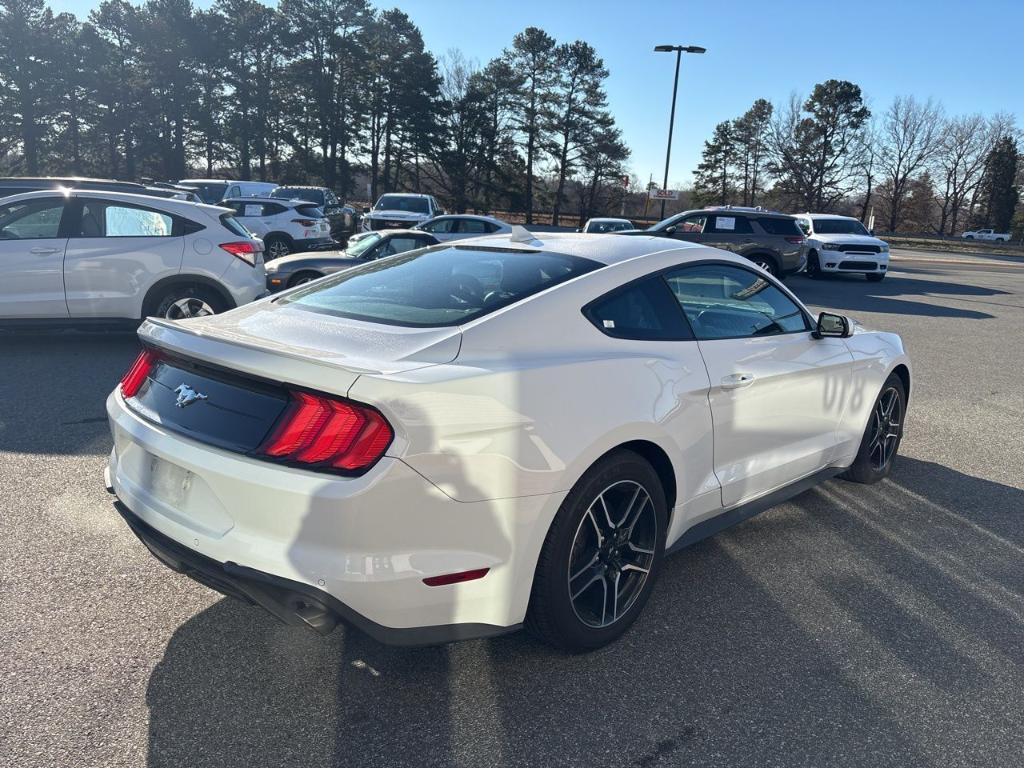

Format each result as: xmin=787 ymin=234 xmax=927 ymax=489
xmin=265 ymin=251 xmax=356 ymax=270
xmin=365 ymin=209 xmax=429 ymax=221
xmin=813 ymin=233 xmax=887 ymax=247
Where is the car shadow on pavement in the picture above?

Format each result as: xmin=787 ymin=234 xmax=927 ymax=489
xmin=787 ymin=271 xmax=1007 ymax=320
xmin=140 ymin=455 xmax=1024 ymax=768
xmin=0 ymin=330 xmax=139 ymax=455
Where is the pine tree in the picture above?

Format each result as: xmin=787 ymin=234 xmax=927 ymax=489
xmin=693 ymin=121 xmax=736 ymax=206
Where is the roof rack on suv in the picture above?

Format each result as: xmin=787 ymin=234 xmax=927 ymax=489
xmin=705 ymin=205 xmax=790 ymax=216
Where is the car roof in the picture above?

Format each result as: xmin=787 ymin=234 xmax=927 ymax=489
xmin=0 ymin=176 xmax=144 ymax=186
xmin=455 ymin=231 xmax=701 ymax=266
xmin=223 ymin=196 xmax=307 ymax=205
xmin=4 ymin=188 xmax=228 ymax=215
xmin=431 ymin=213 xmax=506 ymax=223
xmin=377 ymin=192 xmax=430 ymax=199
xmin=276 ymin=185 xmax=327 ymax=190
xmin=693 ymin=207 xmax=792 ymax=218
xmin=587 ymin=217 xmax=631 ymax=223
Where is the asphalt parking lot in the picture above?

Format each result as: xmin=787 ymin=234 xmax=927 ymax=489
xmin=2 ymin=252 xmax=1023 ymax=768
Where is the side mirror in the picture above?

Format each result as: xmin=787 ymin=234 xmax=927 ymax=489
xmin=813 ymin=311 xmax=852 ymax=339
xmin=362 ymin=207 xmax=371 ymax=214
xmin=869 ymin=228 xmax=875 ymax=236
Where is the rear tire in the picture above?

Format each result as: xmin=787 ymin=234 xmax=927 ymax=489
xmin=264 ymin=235 xmax=293 ymax=260
xmin=150 ymin=285 xmax=227 ymax=320
xmin=749 ymin=255 xmax=779 ymax=278
xmin=840 ymin=373 xmax=906 ymax=484
xmin=526 ymin=450 xmax=667 ymax=652
xmin=866 ymin=273 xmax=885 ymax=282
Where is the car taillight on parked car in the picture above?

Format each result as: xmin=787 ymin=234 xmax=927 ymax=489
xmin=119 ymin=348 xmax=160 ymax=398
xmin=291 ymin=218 xmax=318 ymax=228
xmin=259 ymin=391 xmax=393 ymax=472
xmin=785 ymin=236 xmax=805 ymax=245
xmin=220 ymin=241 xmax=261 ymax=266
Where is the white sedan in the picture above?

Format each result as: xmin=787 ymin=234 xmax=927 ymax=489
xmin=414 ymin=214 xmax=512 ymax=241
xmin=105 ymin=230 xmax=911 ymax=651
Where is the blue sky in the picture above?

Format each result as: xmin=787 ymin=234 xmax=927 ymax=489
xmin=51 ymin=0 xmax=1022 ymax=188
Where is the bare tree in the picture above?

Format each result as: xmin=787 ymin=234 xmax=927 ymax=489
xmin=878 ymin=95 xmax=943 ymax=232
xmin=932 ymin=114 xmax=990 ymax=235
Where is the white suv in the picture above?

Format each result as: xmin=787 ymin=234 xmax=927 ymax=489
xmin=221 ymin=197 xmax=334 ymax=259
xmin=361 ymin=193 xmax=443 ymax=232
xmin=795 ymin=213 xmax=890 ymax=282
xmin=0 ymin=190 xmax=266 ymax=323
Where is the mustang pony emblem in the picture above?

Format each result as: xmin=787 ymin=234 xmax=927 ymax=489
xmin=174 ymin=383 xmax=208 ymax=408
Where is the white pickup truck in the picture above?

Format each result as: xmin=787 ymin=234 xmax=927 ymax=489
xmin=962 ymin=228 xmax=1011 ymax=242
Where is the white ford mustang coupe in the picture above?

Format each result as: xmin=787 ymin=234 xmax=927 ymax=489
xmin=106 ymin=230 xmax=911 ymax=651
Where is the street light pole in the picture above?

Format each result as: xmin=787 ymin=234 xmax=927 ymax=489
xmin=654 ymin=44 xmax=706 ymax=220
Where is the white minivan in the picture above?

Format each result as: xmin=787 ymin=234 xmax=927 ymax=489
xmin=0 ymin=190 xmax=266 ymax=323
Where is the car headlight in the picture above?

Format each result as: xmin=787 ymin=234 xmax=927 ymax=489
xmin=822 ymin=242 xmax=843 ymax=250
xmin=879 ymin=243 xmax=889 ymax=252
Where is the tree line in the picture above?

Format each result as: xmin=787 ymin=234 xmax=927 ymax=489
xmin=0 ymin=0 xmax=629 ymax=223
xmin=691 ymin=79 xmax=1022 ymax=236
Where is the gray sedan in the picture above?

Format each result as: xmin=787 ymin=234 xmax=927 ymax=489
xmin=265 ymin=229 xmax=440 ymax=292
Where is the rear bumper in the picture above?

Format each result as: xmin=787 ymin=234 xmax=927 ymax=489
xmin=113 ymin=499 xmax=517 ymax=645
xmin=105 ymin=388 xmax=555 ymax=644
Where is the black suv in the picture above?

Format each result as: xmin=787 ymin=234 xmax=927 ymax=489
xmin=631 ymin=207 xmax=806 ymax=278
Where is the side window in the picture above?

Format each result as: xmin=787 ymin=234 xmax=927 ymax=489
xmin=227 ymin=185 xmax=241 ymax=198
xmin=382 ymin=237 xmax=423 ymax=256
xmin=262 ymin=203 xmax=286 ymax=216
xmin=709 ymin=215 xmax=753 ymax=234
xmin=678 ymin=214 xmax=707 ymax=233
xmin=665 ymin=264 xmax=809 ymax=340
xmin=585 ymin=277 xmax=692 ymax=341
xmin=459 ymin=219 xmax=488 ymax=234
xmin=0 ymin=198 xmax=65 ymax=239
xmin=426 ymin=218 xmax=455 ymax=233
xmin=238 ymin=202 xmax=263 ymax=217
xmin=80 ymin=201 xmax=174 ymax=237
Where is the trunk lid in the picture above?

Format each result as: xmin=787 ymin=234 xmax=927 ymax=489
xmin=138 ymin=299 xmax=461 ymax=398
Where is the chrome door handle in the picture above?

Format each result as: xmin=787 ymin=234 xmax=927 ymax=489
xmin=30 ymin=246 xmax=59 ymax=254
xmin=721 ymin=373 xmax=756 ymax=389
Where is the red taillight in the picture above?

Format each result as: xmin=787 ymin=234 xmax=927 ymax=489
xmin=119 ymin=348 xmax=159 ymax=398
xmin=291 ymin=218 xmax=318 ymax=227
xmin=785 ymin=236 xmax=806 ymax=244
xmin=423 ymin=568 xmax=490 ymax=587
xmin=260 ymin=391 xmax=393 ymax=472
xmin=220 ymin=241 xmax=260 ymax=266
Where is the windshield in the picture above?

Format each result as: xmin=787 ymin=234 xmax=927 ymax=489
xmin=280 ymin=245 xmax=600 ymax=327
xmin=588 ymin=220 xmax=632 ymax=233
xmin=181 ymin=181 xmax=228 ymax=204
xmin=345 ymin=232 xmax=382 ymax=258
xmin=812 ymin=218 xmax=869 ymax=236
xmin=374 ymin=195 xmax=429 ymax=214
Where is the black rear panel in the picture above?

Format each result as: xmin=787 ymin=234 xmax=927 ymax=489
xmin=128 ymin=356 xmax=288 ymax=453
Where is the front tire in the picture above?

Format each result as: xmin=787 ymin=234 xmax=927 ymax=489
xmin=806 ymin=250 xmax=822 ymax=279
xmin=526 ymin=450 xmax=667 ymax=652
xmin=841 ymin=373 xmax=906 ymax=484
xmin=289 ymin=270 xmax=324 ymax=288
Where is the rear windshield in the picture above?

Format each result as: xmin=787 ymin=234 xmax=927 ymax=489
xmin=272 ymin=187 xmax=325 ymax=205
xmin=757 ymin=217 xmax=802 ymax=236
xmin=295 ymin=204 xmax=325 ymax=219
xmin=374 ymin=195 xmax=429 ymax=214
xmin=280 ymin=246 xmax=601 ymax=327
